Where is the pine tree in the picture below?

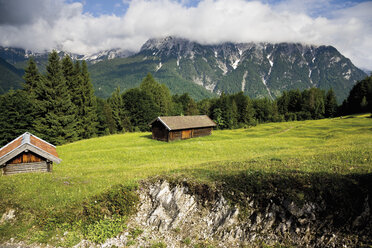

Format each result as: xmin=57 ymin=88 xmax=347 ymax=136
xmin=72 ymin=60 xmax=84 ymax=107
xmin=197 ymin=98 xmax=212 ymax=116
xmin=23 ymin=57 xmax=40 ymax=94
xmin=277 ymin=91 xmax=289 ymax=116
xmin=212 ymin=108 xmax=224 ymax=129
xmin=108 ymin=87 xmax=124 ymax=132
xmin=253 ymin=98 xmax=273 ymax=123
xmin=96 ymin=97 xmax=116 ymax=134
xmin=344 ymin=75 xmax=372 ymax=114
xmin=122 ymin=88 xmax=159 ymax=131
xmin=325 ymin=88 xmax=338 ymax=117
xmin=33 ymin=51 xmax=77 ymax=145
xmin=62 ymin=55 xmax=75 ymax=90
xmin=0 ymin=90 xmax=36 ymax=146
xmin=139 ymin=73 xmax=172 ymax=115
xmin=175 ymin=93 xmax=199 ymax=115
xmin=233 ymin=92 xmax=255 ymax=125
xmin=302 ymin=88 xmax=325 ymax=119
xmin=79 ymin=60 xmax=98 ymax=138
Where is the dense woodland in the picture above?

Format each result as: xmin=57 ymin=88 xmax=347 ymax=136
xmin=0 ymin=51 xmax=371 ymax=146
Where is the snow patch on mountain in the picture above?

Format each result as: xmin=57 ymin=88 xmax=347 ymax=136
xmin=232 ymin=58 xmax=240 ymax=70
xmin=156 ymin=62 xmax=162 ymax=72
xmin=192 ymin=76 xmax=204 ymax=86
xmin=267 ymin=54 xmax=273 ymax=67
xmin=309 ymin=68 xmax=315 ymax=86
xmin=82 ymin=48 xmax=133 ymax=63
xmin=330 ymin=56 xmax=341 ymax=64
xmin=343 ymin=69 xmax=351 ymax=80
xmin=205 ymin=81 xmax=217 ymax=92
xmin=217 ymin=59 xmax=228 ymax=75
xmin=261 ymin=76 xmax=273 ymax=100
xmin=242 ymin=71 xmax=248 ymax=92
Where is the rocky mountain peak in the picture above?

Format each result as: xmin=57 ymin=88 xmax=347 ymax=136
xmin=137 ymin=37 xmax=366 ymax=101
xmin=140 ymin=36 xmax=199 ymax=58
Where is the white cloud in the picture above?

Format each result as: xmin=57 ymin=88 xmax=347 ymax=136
xmin=0 ymin=0 xmax=371 ymax=69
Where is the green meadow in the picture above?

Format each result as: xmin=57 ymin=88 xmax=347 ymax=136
xmin=0 ymin=114 xmax=371 ymax=244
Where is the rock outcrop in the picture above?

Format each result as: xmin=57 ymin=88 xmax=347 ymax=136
xmin=82 ymin=178 xmax=371 ymax=247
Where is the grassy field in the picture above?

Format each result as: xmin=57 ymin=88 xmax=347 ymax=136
xmin=0 ymin=114 xmax=371 ymax=244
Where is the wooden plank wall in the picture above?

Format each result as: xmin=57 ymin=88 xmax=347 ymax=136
xmin=2 ymin=161 xmax=50 ymax=175
xmin=152 ymin=126 xmax=169 ymax=141
xmin=192 ymin=127 xmax=212 ymax=137
xmin=169 ymin=130 xmax=182 ymax=141
xmin=168 ymin=127 xmax=213 ymax=141
xmin=8 ymin=152 xmax=43 ymax=164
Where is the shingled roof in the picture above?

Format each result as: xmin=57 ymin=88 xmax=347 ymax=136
xmin=150 ymin=115 xmax=216 ymax=131
xmin=0 ymin=132 xmax=61 ymax=166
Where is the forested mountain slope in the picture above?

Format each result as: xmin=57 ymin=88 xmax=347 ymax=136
xmin=89 ymin=37 xmax=366 ymax=101
xmin=0 ymin=57 xmax=23 ymax=94
xmin=0 ymin=38 xmax=367 ymax=101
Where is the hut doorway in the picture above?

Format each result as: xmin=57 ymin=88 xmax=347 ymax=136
xmin=182 ymin=130 xmax=192 ymax=139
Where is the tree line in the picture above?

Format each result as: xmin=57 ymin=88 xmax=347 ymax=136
xmin=0 ymin=51 xmax=97 ymax=146
xmin=0 ymin=51 xmax=371 ymax=146
xmin=99 ymin=73 xmax=372 ymax=132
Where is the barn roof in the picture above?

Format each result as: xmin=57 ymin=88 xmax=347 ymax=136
xmin=150 ymin=115 xmax=216 ymax=131
xmin=0 ymin=132 xmax=61 ymax=166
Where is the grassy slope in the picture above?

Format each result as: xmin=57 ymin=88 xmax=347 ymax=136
xmin=1 ymin=115 xmax=371 ymax=213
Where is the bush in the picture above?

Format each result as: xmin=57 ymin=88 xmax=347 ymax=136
xmin=82 ymin=184 xmax=139 ymax=223
xmin=85 ymin=216 xmax=127 ymax=243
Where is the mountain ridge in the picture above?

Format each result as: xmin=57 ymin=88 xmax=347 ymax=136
xmin=0 ymin=37 xmax=367 ymax=101
xmin=132 ymin=37 xmax=367 ymax=101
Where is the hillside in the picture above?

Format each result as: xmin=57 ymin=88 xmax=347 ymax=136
xmin=0 ymin=115 xmax=371 ymax=246
xmin=0 ymin=57 xmax=24 ymax=94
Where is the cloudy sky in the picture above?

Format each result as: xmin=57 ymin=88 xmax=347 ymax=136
xmin=0 ymin=0 xmax=371 ymax=70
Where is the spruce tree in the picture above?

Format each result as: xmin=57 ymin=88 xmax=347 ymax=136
xmin=33 ymin=51 xmax=77 ymax=145
xmin=96 ymin=97 xmax=116 ymax=134
xmin=233 ymin=92 xmax=255 ymax=125
xmin=23 ymin=57 xmax=40 ymax=94
xmin=277 ymin=91 xmax=289 ymax=116
xmin=0 ymin=90 xmax=36 ymax=146
xmin=122 ymin=88 xmax=159 ymax=131
xmin=79 ymin=61 xmax=98 ymax=138
xmin=139 ymin=73 xmax=172 ymax=115
xmin=103 ymin=100 xmax=116 ymax=134
xmin=108 ymin=87 xmax=124 ymax=132
xmin=72 ymin=60 xmax=84 ymax=107
xmin=62 ymin=55 xmax=76 ymax=90
xmin=344 ymin=75 xmax=372 ymax=114
xmin=175 ymin=93 xmax=198 ymax=115
xmin=325 ymin=88 xmax=338 ymax=117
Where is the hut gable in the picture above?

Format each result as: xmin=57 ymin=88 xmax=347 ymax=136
xmin=149 ymin=115 xmax=216 ymax=142
xmin=0 ymin=132 xmax=61 ymax=175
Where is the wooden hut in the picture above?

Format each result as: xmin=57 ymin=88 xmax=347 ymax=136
xmin=149 ymin=115 xmax=217 ymax=142
xmin=0 ymin=132 xmax=61 ymax=175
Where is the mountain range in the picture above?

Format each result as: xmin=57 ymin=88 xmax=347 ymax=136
xmin=0 ymin=37 xmax=367 ymax=102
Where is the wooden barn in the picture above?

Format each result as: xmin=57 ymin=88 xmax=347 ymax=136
xmin=0 ymin=132 xmax=61 ymax=175
xmin=149 ymin=115 xmax=216 ymax=142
